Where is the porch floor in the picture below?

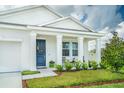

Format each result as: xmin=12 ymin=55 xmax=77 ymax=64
xmin=22 ymin=68 xmax=57 ymax=80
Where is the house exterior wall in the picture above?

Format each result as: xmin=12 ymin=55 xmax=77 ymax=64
xmin=0 ymin=28 xmax=31 ymax=71
xmin=0 ymin=27 xmax=101 ymax=72
xmin=0 ymin=6 xmax=103 ymax=72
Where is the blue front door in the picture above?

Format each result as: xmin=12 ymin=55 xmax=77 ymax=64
xmin=36 ymin=40 xmax=46 ymax=66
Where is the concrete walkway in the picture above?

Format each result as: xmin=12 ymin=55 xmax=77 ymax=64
xmin=22 ymin=68 xmax=57 ymax=80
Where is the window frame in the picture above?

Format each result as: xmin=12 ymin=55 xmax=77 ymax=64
xmin=62 ymin=42 xmax=70 ymax=57
xmin=72 ymin=42 xmax=78 ymax=56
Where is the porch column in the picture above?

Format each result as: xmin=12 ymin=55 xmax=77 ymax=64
xmin=84 ymin=39 xmax=89 ymax=64
xmin=56 ymin=34 xmax=63 ymax=65
xmin=78 ymin=37 xmax=84 ymax=62
xmin=96 ymin=38 xmax=101 ymax=66
xmin=30 ymin=32 xmax=37 ymax=70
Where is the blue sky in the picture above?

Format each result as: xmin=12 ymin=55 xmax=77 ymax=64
xmin=117 ymin=5 xmax=124 ymax=20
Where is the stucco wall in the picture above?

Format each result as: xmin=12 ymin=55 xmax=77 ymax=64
xmin=0 ymin=28 xmax=31 ymax=71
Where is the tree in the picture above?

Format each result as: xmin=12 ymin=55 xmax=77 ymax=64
xmin=102 ymin=32 xmax=124 ymax=72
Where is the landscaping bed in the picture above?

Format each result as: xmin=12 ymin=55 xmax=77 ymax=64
xmin=68 ymin=79 xmax=124 ymax=88
xmin=26 ymin=70 xmax=124 ymax=88
xmin=85 ymin=83 xmax=124 ymax=88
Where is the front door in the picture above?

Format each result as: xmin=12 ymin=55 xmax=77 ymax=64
xmin=36 ymin=40 xmax=46 ymax=67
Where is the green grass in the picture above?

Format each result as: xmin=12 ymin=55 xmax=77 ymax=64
xmin=21 ymin=70 xmax=40 ymax=75
xmin=84 ymin=83 xmax=124 ymax=88
xmin=27 ymin=70 xmax=124 ymax=88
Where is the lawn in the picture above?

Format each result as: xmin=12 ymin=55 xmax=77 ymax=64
xmin=27 ymin=70 xmax=124 ymax=88
xmin=84 ymin=83 xmax=124 ymax=88
xmin=22 ymin=70 xmax=40 ymax=75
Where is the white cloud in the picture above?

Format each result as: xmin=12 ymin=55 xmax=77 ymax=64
xmin=116 ymin=22 xmax=124 ymax=38
xmin=50 ymin=5 xmax=122 ymax=31
xmin=89 ymin=21 xmax=124 ymax=50
xmin=83 ymin=6 xmax=122 ymax=31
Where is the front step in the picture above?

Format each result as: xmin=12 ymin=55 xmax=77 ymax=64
xmin=37 ymin=66 xmax=47 ymax=69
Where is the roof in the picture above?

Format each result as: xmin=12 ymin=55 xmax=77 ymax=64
xmin=0 ymin=5 xmax=95 ymax=32
xmin=0 ymin=5 xmax=64 ymax=17
xmin=0 ymin=21 xmax=105 ymax=37
xmin=41 ymin=16 xmax=94 ymax=32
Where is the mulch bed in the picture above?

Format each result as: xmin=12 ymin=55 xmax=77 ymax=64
xmin=22 ymin=80 xmax=28 ymax=88
xmin=65 ymin=79 xmax=124 ymax=88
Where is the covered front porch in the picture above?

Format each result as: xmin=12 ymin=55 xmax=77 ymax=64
xmin=29 ymin=30 xmax=102 ymax=70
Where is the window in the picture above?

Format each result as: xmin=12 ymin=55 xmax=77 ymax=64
xmin=62 ymin=42 xmax=70 ymax=56
xmin=72 ymin=42 xmax=78 ymax=56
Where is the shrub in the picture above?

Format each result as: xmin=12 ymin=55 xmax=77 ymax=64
xmin=82 ymin=62 xmax=88 ymax=70
xmin=102 ymin=33 xmax=124 ymax=72
xmin=74 ymin=61 xmax=82 ymax=71
xmin=55 ymin=65 xmax=63 ymax=72
xmin=49 ymin=60 xmax=55 ymax=68
xmin=91 ymin=61 xmax=98 ymax=70
xmin=100 ymin=60 xmax=109 ymax=69
xmin=119 ymin=66 xmax=124 ymax=73
xmin=64 ymin=60 xmax=73 ymax=71
xmin=88 ymin=61 xmax=92 ymax=68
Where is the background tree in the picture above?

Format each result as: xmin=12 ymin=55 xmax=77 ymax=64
xmin=102 ymin=32 xmax=124 ymax=72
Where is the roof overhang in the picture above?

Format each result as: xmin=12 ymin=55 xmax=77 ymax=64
xmin=0 ymin=5 xmax=64 ymax=18
xmin=0 ymin=22 xmax=105 ymax=37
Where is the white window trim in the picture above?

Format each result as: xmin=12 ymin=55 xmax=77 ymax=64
xmin=72 ymin=42 xmax=78 ymax=57
xmin=62 ymin=42 xmax=78 ymax=57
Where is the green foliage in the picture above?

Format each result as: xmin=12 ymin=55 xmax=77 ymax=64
xmin=88 ymin=61 xmax=92 ymax=68
xmin=64 ymin=60 xmax=73 ymax=71
xmin=22 ymin=70 xmax=40 ymax=75
xmin=100 ymin=60 xmax=108 ymax=69
xmin=119 ymin=66 xmax=124 ymax=73
xmin=90 ymin=61 xmax=98 ymax=70
xmin=49 ymin=60 xmax=55 ymax=68
xmin=55 ymin=65 xmax=63 ymax=72
xmin=74 ymin=61 xmax=82 ymax=71
xmin=82 ymin=62 xmax=88 ymax=70
xmin=102 ymin=33 xmax=124 ymax=72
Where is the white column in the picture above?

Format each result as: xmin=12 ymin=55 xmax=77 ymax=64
xmin=56 ymin=34 xmax=63 ymax=65
xmin=78 ymin=37 xmax=84 ymax=62
xmin=96 ymin=38 xmax=101 ymax=65
xmin=30 ymin=32 xmax=37 ymax=71
xmin=84 ymin=39 xmax=89 ymax=63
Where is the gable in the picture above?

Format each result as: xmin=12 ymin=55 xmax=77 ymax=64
xmin=44 ymin=18 xmax=90 ymax=31
xmin=0 ymin=6 xmax=62 ymax=25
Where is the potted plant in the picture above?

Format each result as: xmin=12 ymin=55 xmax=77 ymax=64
xmin=49 ymin=60 xmax=55 ymax=68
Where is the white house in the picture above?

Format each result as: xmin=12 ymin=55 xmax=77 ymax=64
xmin=0 ymin=5 xmax=104 ymax=72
